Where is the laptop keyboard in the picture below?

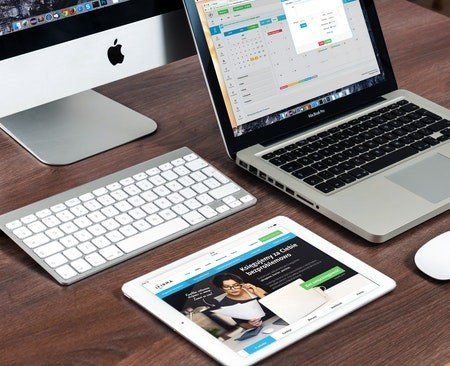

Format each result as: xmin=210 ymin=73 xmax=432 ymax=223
xmin=262 ymin=100 xmax=449 ymax=194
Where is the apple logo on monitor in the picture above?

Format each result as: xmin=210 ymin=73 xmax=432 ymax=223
xmin=108 ymin=39 xmax=125 ymax=66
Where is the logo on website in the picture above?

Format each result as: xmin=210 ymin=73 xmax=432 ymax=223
xmin=308 ymin=109 xmax=325 ymax=118
xmin=154 ymin=280 xmax=174 ymax=290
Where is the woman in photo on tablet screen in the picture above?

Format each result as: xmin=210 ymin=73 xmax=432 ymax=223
xmin=212 ymin=273 xmax=268 ymax=329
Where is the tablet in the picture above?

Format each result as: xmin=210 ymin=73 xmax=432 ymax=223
xmin=122 ymin=217 xmax=396 ymax=366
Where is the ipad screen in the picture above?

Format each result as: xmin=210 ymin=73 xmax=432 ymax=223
xmin=142 ymin=224 xmax=380 ymax=358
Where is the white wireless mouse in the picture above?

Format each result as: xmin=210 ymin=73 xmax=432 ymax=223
xmin=415 ymin=232 xmax=450 ymax=280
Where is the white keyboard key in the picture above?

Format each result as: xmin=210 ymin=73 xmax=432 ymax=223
xmin=172 ymin=204 xmax=189 ymax=215
xmin=42 ymin=215 xmax=61 ymax=228
xmin=24 ymin=233 xmax=50 ymax=248
xmin=100 ymin=206 xmax=119 ymax=219
xmin=146 ymin=167 xmax=160 ymax=176
xmin=178 ymin=176 xmax=195 ymax=187
xmin=21 ymin=214 xmax=37 ymax=224
xmin=192 ymin=183 xmax=209 ymax=194
xmin=63 ymin=247 xmax=82 ymax=261
xmin=88 ymin=211 xmax=108 ymax=223
xmin=171 ymin=158 xmax=185 ymax=166
xmin=166 ymin=181 xmax=183 ymax=192
xmin=141 ymin=191 xmax=158 ymax=202
xmin=105 ymin=230 xmax=125 ymax=243
xmin=115 ymin=200 xmax=133 ymax=212
xmin=87 ymin=224 xmax=107 ymax=236
xmin=155 ymin=198 xmax=171 ymax=209
xmin=56 ymin=210 xmax=75 ymax=223
xmin=60 ymin=222 xmax=78 ymax=234
xmin=117 ymin=218 xmax=190 ymax=254
xmin=183 ymin=211 xmax=206 ymax=225
xmin=36 ymin=209 xmax=52 ymax=219
xmin=159 ymin=162 xmax=173 ymax=171
xmin=46 ymin=228 xmax=64 ymax=240
xmin=128 ymin=196 xmax=146 ymax=207
xmin=124 ymin=184 xmax=141 ymax=196
xmin=119 ymin=225 xmax=138 ymax=237
xmin=93 ymin=187 xmax=108 ymax=197
xmin=45 ymin=253 xmax=68 ymax=268
xmin=120 ymin=177 xmax=135 ymax=186
xmin=198 ymin=206 xmax=218 ymax=219
xmin=191 ymin=171 xmax=207 ymax=182
xmin=186 ymin=159 xmax=208 ymax=171
xmin=84 ymin=200 xmax=102 ymax=212
xmin=6 ymin=220 xmax=22 ymax=230
xmin=51 ymin=204 xmax=66 ymax=213
xmin=85 ymin=253 xmax=107 ymax=267
xmin=146 ymin=214 xmax=164 ymax=226
xmin=78 ymin=242 xmax=97 ymax=254
xmin=129 ymin=208 xmax=146 ymax=220
xmin=65 ymin=198 xmax=81 ymax=207
xmin=202 ymin=166 xmax=216 ymax=177
xmin=133 ymin=172 xmax=148 ymax=181
xmin=204 ymin=178 xmax=221 ymax=189
xmin=210 ymin=183 xmax=240 ymax=200
xmin=133 ymin=220 xmax=151 ymax=232
xmin=149 ymin=175 xmax=166 ymax=186
xmin=185 ymin=198 xmax=202 ymax=210
xmin=136 ymin=179 xmax=153 ymax=191
xmin=213 ymin=171 xmax=230 ymax=184
xmin=13 ymin=226 xmax=32 ymax=239
xmin=223 ymin=196 xmax=236 ymax=205
xmin=180 ymin=188 xmax=196 ymax=199
xmin=71 ymin=259 xmax=92 ymax=273
xmin=97 ymin=194 xmax=116 ymax=206
xmin=184 ymin=153 xmax=198 ymax=161
xmin=197 ymin=193 xmax=214 ymax=205
xmin=35 ymin=241 xmax=64 ymax=258
xmin=174 ymin=166 xmax=190 ymax=176
xmin=161 ymin=170 xmax=178 ymax=181
xmin=110 ymin=189 xmax=128 ymax=201
xmin=102 ymin=218 xmax=120 ymax=231
xmin=229 ymin=200 xmax=242 ymax=208
xmin=240 ymin=195 xmax=254 ymax=203
xmin=55 ymin=264 xmax=77 ymax=280
xmin=70 ymin=205 xmax=89 ymax=217
xmin=91 ymin=236 xmax=111 ymax=249
xmin=28 ymin=221 xmax=47 ymax=234
xmin=79 ymin=193 xmax=95 ymax=202
xmin=73 ymin=216 xmax=92 ymax=229
xmin=153 ymin=186 xmax=171 ymax=197
xmin=159 ymin=209 xmax=177 ymax=221
xmin=59 ymin=235 xmax=79 ymax=248
xmin=73 ymin=229 xmax=93 ymax=242
xmin=142 ymin=203 xmax=159 ymax=215
xmin=99 ymin=245 xmax=124 ymax=261
xmin=115 ymin=213 xmax=134 ymax=226
xmin=167 ymin=193 xmax=184 ymax=204
xmin=106 ymin=182 xmax=122 ymax=191
xmin=216 ymin=205 xmax=230 ymax=214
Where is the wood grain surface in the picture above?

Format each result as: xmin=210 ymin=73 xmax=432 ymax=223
xmin=1 ymin=1 xmax=449 ymax=365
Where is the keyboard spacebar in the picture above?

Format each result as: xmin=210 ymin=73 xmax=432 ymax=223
xmin=117 ymin=218 xmax=190 ymax=254
xmin=362 ymin=146 xmax=418 ymax=173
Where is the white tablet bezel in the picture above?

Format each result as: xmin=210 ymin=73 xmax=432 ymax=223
xmin=122 ymin=216 xmax=396 ymax=366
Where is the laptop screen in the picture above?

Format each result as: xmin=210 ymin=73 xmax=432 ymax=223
xmin=194 ymin=0 xmax=386 ymax=137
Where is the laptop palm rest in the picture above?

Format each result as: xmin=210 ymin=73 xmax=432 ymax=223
xmin=387 ymin=154 xmax=450 ymax=204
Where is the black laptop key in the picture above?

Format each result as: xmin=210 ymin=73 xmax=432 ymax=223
xmin=269 ymin=157 xmax=285 ymax=166
xmin=281 ymin=161 xmax=303 ymax=173
xmin=329 ymin=166 xmax=345 ymax=175
xmin=381 ymin=144 xmax=396 ymax=153
xmin=417 ymin=127 xmax=433 ymax=137
xmin=410 ymin=132 xmax=423 ymax=141
xmin=429 ymin=119 xmax=449 ymax=132
xmin=312 ymin=162 xmax=328 ymax=171
xmin=327 ymin=178 xmax=346 ymax=189
xmin=400 ymin=103 xmax=419 ymax=113
xmin=393 ymin=128 xmax=408 ymax=137
xmin=338 ymin=174 xmax=357 ymax=184
xmin=304 ymin=175 xmax=323 ymax=186
xmin=411 ymin=140 xmax=431 ymax=151
xmin=383 ymin=112 xmax=397 ymax=121
xmin=316 ymin=182 xmax=335 ymax=194
xmin=362 ymin=146 xmax=418 ymax=174
xmin=323 ymin=157 xmax=338 ymax=166
xmin=363 ymin=141 xmax=378 ymax=150
xmin=390 ymin=140 xmax=405 ymax=149
xmin=399 ymin=136 xmax=414 ymax=145
xmin=374 ymin=136 xmax=389 ymax=145
xmin=441 ymin=128 xmax=450 ymax=137
xmin=349 ymin=157 xmax=366 ymax=166
xmin=417 ymin=109 xmax=442 ymax=121
xmin=309 ymin=153 xmax=323 ymax=161
xmin=318 ymin=148 xmax=333 ymax=157
xmin=348 ymin=168 xmax=369 ymax=179
xmin=293 ymin=166 xmax=316 ymax=179
xmin=273 ymin=147 xmax=288 ymax=155
xmin=262 ymin=153 xmax=276 ymax=160
xmin=422 ymin=136 xmax=439 ymax=146
xmin=338 ymin=161 xmax=355 ymax=171
xmin=361 ymin=152 xmax=376 ymax=161
xmin=412 ymin=120 xmax=426 ymax=129
xmin=318 ymin=170 xmax=334 ymax=180
xmin=397 ymin=100 xmax=409 ymax=106
xmin=298 ymin=156 xmax=313 ymax=165
xmin=371 ymin=148 xmax=385 ymax=157
xmin=333 ymin=153 xmax=347 ymax=162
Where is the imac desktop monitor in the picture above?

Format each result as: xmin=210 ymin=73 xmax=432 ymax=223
xmin=0 ymin=0 xmax=196 ymax=165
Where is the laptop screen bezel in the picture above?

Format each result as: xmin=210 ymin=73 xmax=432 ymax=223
xmin=184 ymin=0 xmax=398 ymax=157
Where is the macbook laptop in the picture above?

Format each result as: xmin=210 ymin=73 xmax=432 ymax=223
xmin=184 ymin=0 xmax=450 ymax=243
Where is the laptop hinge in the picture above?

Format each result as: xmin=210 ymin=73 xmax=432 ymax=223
xmin=260 ymin=96 xmax=386 ymax=147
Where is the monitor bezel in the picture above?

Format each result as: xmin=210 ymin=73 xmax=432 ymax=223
xmin=184 ymin=0 xmax=398 ymax=158
xmin=0 ymin=0 xmax=183 ymax=62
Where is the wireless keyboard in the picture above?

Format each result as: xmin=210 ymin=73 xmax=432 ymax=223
xmin=0 ymin=147 xmax=256 ymax=285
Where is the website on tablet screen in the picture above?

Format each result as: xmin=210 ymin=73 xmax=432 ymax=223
xmin=143 ymin=225 xmax=379 ymax=357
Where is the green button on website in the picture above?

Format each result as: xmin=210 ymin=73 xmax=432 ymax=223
xmin=301 ymin=266 xmax=345 ymax=290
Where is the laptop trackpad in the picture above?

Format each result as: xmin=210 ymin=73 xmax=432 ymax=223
xmin=387 ymin=154 xmax=450 ymax=204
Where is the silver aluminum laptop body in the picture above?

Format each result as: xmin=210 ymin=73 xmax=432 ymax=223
xmin=237 ymin=89 xmax=449 ymax=243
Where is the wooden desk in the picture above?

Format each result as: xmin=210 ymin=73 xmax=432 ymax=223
xmin=1 ymin=1 xmax=449 ymax=365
